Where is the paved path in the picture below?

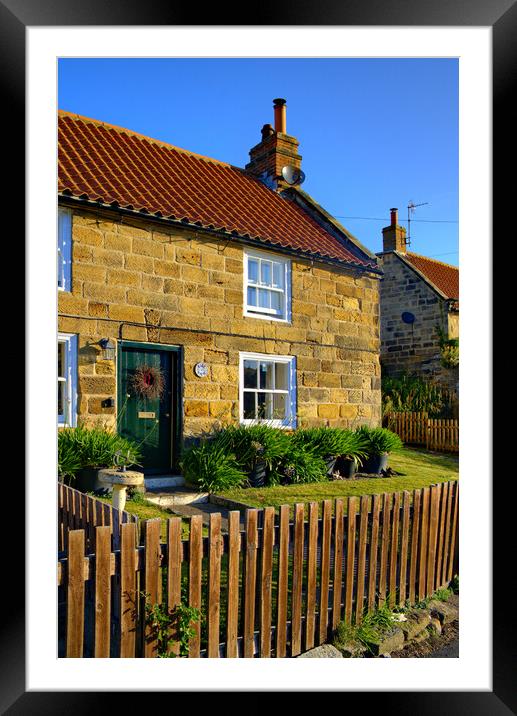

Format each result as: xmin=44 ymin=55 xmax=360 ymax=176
xmin=166 ymin=501 xmax=244 ymax=532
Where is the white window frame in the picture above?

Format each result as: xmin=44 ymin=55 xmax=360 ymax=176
xmin=243 ymin=248 xmax=291 ymax=322
xmin=239 ymin=352 xmax=297 ymax=429
xmin=58 ymin=207 xmax=72 ymax=292
xmin=58 ymin=333 xmax=78 ymax=427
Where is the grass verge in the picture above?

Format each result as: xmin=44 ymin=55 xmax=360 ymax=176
xmin=214 ymin=447 xmax=458 ymax=511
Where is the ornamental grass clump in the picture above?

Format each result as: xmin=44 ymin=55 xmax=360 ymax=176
xmin=291 ymin=428 xmax=369 ymax=478
xmin=355 ymin=426 xmax=403 ymax=456
xmin=269 ymin=445 xmax=328 ymax=486
xmin=180 ymin=442 xmax=246 ymax=492
xmin=58 ymin=425 xmax=142 ymax=482
xmin=291 ymin=427 xmax=344 ymax=458
xmin=212 ymin=424 xmax=292 ymax=475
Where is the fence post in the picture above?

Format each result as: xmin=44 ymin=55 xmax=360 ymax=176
xmin=259 ymin=506 xmax=275 ymax=658
xmin=66 ymin=529 xmax=85 ymax=658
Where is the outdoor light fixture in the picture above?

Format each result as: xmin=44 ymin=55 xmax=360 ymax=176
xmin=99 ymin=338 xmax=116 ymax=361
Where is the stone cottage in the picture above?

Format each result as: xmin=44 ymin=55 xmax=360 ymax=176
xmin=377 ymin=209 xmax=459 ymax=393
xmin=58 ymin=99 xmax=383 ymax=479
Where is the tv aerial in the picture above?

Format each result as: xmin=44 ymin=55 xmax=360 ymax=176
xmin=407 ymin=200 xmax=429 ymax=248
xmin=281 ymin=165 xmax=306 ymax=186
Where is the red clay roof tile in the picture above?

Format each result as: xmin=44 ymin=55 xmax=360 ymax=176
xmin=58 ymin=111 xmax=377 ymax=269
xmin=405 ymin=252 xmax=459 ymax=300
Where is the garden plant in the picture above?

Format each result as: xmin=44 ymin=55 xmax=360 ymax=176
xmin=58 ymin=424 xmax=142 ymax=484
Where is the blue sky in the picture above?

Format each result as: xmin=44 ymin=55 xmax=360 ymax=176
xmin=58 ymin=58 xmax=458 ymax=265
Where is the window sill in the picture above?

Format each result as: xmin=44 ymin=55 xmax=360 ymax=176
xmin=240 ymin=419 xmax=297 ymax=430
xmin=243 ymin=309 xmax=291 ymax=324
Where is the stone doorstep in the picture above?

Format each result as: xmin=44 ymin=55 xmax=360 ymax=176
xmin=144 ymin=488 xmax=209 ymax=507
xmin=144 ymin=475 xmax=185 ymax=490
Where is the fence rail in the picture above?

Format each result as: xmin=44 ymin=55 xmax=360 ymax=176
xmin=384 ymin=412 xmax=459 ymax=453
xmin=57 ymin=481 xmax=459 ymax=658
xmin=58 ymin=482 xmax=138 ymax=555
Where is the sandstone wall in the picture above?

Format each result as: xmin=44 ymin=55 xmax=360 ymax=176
xmin=58 ymin=205 xmax=382 ymax=438
xmin=378 ymin=252 xmax=458 ymax=392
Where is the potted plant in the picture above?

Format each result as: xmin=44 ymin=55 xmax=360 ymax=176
xmin=355 ymin=426 xmax=403 ymax=475
xmin=291 ymin=427 xmax=335 ymax=476
xmin=269 ymin=444 xmax=327 ymax=485
xmin=58 ymin=425 xmax=142 ymax=492
xmin=291 ymin=427 xmax=348 ymax=477
xmin=212 ymin=424 xmax=291 ymax=487
xmin=331 ymin=429 xmax=369 ymax=479
xmin=180 ymin=442 xmax=246 ymax=492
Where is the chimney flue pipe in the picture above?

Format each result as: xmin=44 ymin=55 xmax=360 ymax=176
xmin=273 ymin=98 xmax=287 ymax=134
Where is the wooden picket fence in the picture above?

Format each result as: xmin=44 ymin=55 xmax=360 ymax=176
xmin=384 ymin=412 xmax=459 ymax=453
xmin=58 ymin=482 xmax=138 ymax=555
xmin=57 ymin=481 xmax=459 ymax=658
xmin=426 ymin=419 xmax=459 ymax=452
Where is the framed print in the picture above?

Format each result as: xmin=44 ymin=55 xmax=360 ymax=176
xmin=5 ymin=0 xmax=512 ymax=710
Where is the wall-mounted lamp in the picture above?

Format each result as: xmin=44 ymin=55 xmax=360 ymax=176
xmin=99 ymin=338 xmax=116 ymax=361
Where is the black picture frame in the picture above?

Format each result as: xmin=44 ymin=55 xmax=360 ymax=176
xmin=8 ymin=0 xmax=510 ymax=711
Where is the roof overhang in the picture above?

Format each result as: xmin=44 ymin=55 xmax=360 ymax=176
xmin=59 ymin=193 xmax=384 ymax=277
xmin=378 ymin=250 xmax=458 ymax=307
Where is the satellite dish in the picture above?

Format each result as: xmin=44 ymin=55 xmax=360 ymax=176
xmin=281 ymin=165 xmax=306 ymax=186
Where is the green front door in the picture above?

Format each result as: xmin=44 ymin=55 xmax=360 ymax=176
xmin=118 ymin=342 xmax=179 ymax=474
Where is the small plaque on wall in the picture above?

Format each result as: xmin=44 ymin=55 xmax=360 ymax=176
xmin=194 ymin=362 xmax=209 ymax=378
xmin=138 ymin=411 xmax=156 ymax=419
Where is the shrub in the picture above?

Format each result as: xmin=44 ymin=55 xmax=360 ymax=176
xmin=382 ymin=373 xmax=455 ymax=418
xmin=334 ymin=602 xmax=399 ymax=655
xmin=180 ymin=442 xmax=246 ymax=492
xmin=212 ymin=424 xmax=291 ymax=473
xmin=291 ymin=427 xmax=368 ymax=465
xmin=57 ymin=438 xmax=83 ymax=481
xmin=58 ymin=425 xmax=142 ymax=481
xmin=355 ymin=425 xmax=403 ymax=456
xmin=291 ymin=427 xmax=343 ymax=457
xmin=269 ymin=445 xmax=327 ymax=485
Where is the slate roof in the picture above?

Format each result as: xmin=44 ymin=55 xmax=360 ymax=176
xmin=58 ymin=111 xmax=378 ymax=270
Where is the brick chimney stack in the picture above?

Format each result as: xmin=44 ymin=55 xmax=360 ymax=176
xmin=382 ymin=208 xmax=408 ymax=253
xmin=245 ymin=98 xmax=302 ymax=189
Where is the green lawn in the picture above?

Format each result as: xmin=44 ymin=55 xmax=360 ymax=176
xmin=93 ymin=493 xmax=194 ymax=539
xmin=215 ymin=447 xmax=458 ymax=511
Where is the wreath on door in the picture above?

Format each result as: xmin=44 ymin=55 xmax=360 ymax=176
xmin=129 ymin=364 xmax=165 ymax=400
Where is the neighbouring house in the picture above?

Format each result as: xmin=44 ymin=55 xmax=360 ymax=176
xmin=376 ymin=208 xmax=459 ymax=394
xmin=58 ymin=98 xmax=383 ymax=477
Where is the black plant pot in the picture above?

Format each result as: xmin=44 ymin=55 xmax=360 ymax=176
xmin=248 ymin=460 xmax=267 ymax=488
xmin=74 ymin=467 xmax=111 ymax=495
xmin=363 ymin=453 xmax=389 ymax=475
xmin=335 ymin=456 xmax=359 ymax=479
xmin=324 ymin=455 xmax=338 ymax=478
